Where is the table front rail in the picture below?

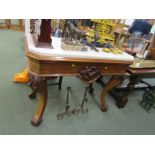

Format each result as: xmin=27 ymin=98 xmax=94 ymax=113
xmin=28 ymin=57 xmax=128 ymax=77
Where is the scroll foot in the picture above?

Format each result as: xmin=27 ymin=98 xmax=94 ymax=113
xmin=31 ymin=117 xmax=43 ymax=127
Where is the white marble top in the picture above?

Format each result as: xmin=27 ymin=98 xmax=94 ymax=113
xmin=26 ymin=34 xmax=134 ymax=62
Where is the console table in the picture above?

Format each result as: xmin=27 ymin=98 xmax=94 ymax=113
xmin=25 ymin=34 xmax=134 ymax=126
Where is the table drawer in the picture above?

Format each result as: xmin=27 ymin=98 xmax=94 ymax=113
xmin=38 ymin=61 xmax=127 ymax=75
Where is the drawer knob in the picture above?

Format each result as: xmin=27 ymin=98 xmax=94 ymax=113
xmin=104 ymin=66 xmax=108 ymax=70
xmin=72 ymin=64 xmax=75 ymax=67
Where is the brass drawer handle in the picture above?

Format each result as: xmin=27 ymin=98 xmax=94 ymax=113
xmin=72 ymin=64 xmax=75 ymax=67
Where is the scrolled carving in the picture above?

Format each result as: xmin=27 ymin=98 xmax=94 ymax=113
xmin=28 ymin=73 xmax=39 ymax=88
xmin=79 ymin=65 xmax=102 ymax=83
xmin=28 ymin=73 xmax=46 ymax=99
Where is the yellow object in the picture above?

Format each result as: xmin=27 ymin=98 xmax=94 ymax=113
xmin=102 ymin=48 xmax=124 ymax=54
xmin=86 ymin=19 xmax=115 ymax=45
xmin=111 ymin=48 xmax=123 ymax=54
xmin=13 ymin=68 xmax=29 ymax=83
xmin=102 ymin=48 xmax=111 ymax=53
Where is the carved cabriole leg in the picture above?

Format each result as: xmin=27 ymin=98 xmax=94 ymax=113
xmin=114 ymin=75 xmax=140 ymax=108
xmin=115 ymin=93 xmax=128 ymax=108
xmin=116 ymin=75 xmax=140 ymax=107
xmin=127 ymin=75 xmax=140 ymax=92
xmin=31 ymin=77 xmax=47 ymax=127
xmin=100 ymin=76 xmax=124 ymax=112
xmin=28 ymin=73 xmax=38 ymax=99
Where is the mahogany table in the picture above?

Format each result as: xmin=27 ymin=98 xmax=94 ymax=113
xmin=107 ymin=60 xmax=155 ymax=108
xmin=25 ymin=34 xmax=134 ymax=126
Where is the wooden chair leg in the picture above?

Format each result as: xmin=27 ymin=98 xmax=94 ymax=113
xmin=58 ymin=76 xmax=63 ymax=90
xmin=89 ymin=83 xmax=94 ymax=94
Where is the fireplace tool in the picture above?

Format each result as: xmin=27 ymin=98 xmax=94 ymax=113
xmin=57 ymin=86 xmax=89 ymax=120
